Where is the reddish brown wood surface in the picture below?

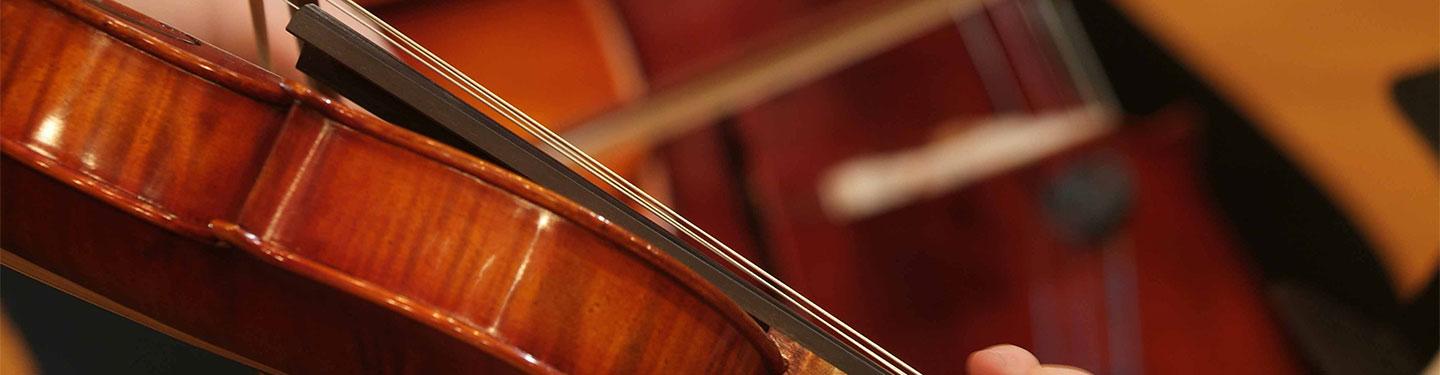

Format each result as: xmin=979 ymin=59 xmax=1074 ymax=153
xmin=0 ymin=0 xmax=784 ymax=373
xmin=365 ymin=0 xmax=667 ymax=234
xmin=370 ymin=0 xmax=644 ymax=132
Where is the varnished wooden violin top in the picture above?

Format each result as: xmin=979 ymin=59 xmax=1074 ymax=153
xmin=0 ymin=0 xmax=788 ymax=372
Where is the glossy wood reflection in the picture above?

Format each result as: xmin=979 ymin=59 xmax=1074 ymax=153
xmin=0 ymin=0 xmax=782 ymax=373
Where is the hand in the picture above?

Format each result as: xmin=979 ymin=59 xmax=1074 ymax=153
xmin=966 ymin=345 xmax=1091 ymax=375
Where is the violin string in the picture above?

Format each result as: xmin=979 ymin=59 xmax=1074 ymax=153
xmin=1031 ymin=0 xmax=1118 ymax=108
xmin=318 ymin=0 xmax=917 ymax=373
xmin=953 ymin=5 xmax=1023 ymax=114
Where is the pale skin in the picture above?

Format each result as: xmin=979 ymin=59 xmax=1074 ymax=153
xmin=967 ymin=345 xmax=1092 ymax=375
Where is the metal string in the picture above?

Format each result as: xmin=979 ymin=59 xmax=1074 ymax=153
xmin=312 ymin=0 xmax=919 ymax=373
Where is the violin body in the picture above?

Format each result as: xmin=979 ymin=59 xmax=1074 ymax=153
xmin=0 ymin=0 xmax=784 ymax=373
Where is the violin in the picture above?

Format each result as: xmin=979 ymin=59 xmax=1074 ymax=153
xmin=0 ymin=0 xmax=912 ymax=372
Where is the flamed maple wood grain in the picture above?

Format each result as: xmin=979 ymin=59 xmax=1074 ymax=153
xmin=0 ymin=0 xmax=783 ymax=373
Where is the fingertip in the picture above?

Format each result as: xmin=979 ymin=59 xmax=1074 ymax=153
xmin=1033 ymin=364 xmax=1093 ymax=375
xmin=967 ymin=344 xmax=1041 ymax=375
